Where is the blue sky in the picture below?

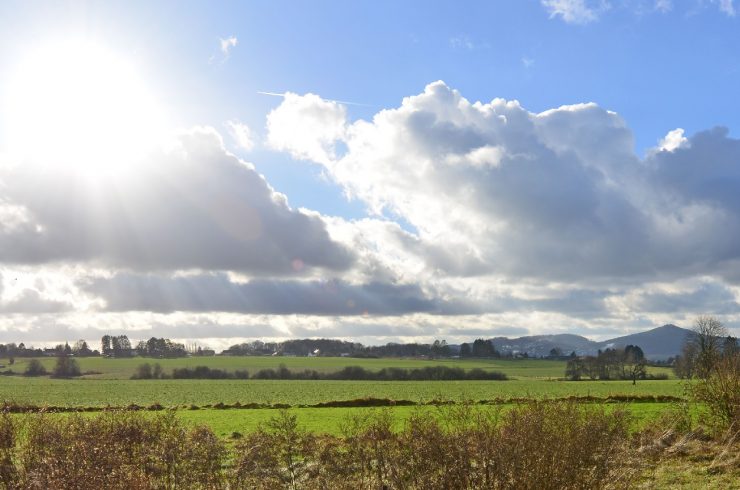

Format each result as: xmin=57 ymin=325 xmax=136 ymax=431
xmin=0 ymin=1 xmax=739 ymax=346
xmin=4 ymin=0 xmax=738 ymax=217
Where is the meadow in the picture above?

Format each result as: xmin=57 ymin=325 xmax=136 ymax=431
xmin=0 ymin=356 xmax=684 ymax=436
xmin=6 ymin=355 xmax=575 ymax=379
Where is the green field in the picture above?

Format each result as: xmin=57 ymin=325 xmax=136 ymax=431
xmin=5 ymin=355 xmax=584 ymax=380
xmin=177 ymin=401 xmax=686 ymax=437
xmin=0 ymin=377 xmax=683 ymax=407
xmin=0 ymin=356 xmax=683 ymax=436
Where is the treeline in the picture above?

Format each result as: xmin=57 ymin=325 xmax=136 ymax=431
xmin=223 ymin=339 xmax=454 ymax=358
xmin=565 ymin=345 xmax=655 ymax=383
xmin=224 ymin=338 xmax=465 ymax=358
xmin=0 ymin=402 xmax=637 ymax=489
xmin=0 ymin=340 xmax=96 ymax=360
xmin=101 ymin=335 xmax=190 ymax=358
xmin=132 ymin=364 xmax=508 ymax=381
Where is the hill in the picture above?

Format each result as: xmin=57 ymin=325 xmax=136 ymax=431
xmin=596 ymin=324 xmax=692 ymax=360
xmin=480 ymin=324 xmax=692 ymax=360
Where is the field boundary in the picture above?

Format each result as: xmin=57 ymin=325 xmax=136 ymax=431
xmin=0 ymin=394 xmax=684 ymax=413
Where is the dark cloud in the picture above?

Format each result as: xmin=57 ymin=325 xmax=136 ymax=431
xmin=82 ymin=272 xmax=457 ymax=315
xmin=0 ymin=129 xmax=353 ymax=274
xmin=632 ymin=282 xmax=740 ymax=314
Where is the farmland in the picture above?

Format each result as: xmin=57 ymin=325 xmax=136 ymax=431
xmin=0 ymin=356 xmax=684 ymax=436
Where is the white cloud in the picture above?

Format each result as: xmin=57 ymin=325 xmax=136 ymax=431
xmin=541 ymin=0 xmax=604 ymax=24
xmin=657 ymin=128 xmax=688 ymax=152
xmin=268 ymin=81 xmax=740 ymax=288
xmin=266 ymin=92 xmax=347 ymax=164
xmin=654 ymin=0 xmax=672 ymax=12
xmin=716 ymin=0 xmax=736 ymax=16
xmin=449 ymin=35 xmax=474 ymax=50
xmin=220 ymin=36 xmax=238 ymax=55
xmin=225 ymin=120 xmax=255 ymax=152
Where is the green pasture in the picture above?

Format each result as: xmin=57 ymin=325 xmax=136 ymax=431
xmin=0 ymin=356 xmax=683 ymax=438
xmin=178 ymin=401 xmax=690 ymax=437
xmin=4 ymin=355 xmax=675 ymax=380
xmin=0 ymin=376 xmax=683 ymax=408
xmin=8 ymin=402 xmax=688 ymax=438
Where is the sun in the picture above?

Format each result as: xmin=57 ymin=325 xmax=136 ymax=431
xmin=3 ymin=39 xmax=166 ymax=176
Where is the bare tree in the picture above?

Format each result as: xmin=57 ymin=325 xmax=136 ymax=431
xmin=691 ymin=315 xmax=727 ymax=379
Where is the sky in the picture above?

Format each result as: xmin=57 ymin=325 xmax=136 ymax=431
xmin=0 ymin=0 xmax=739 ymax=349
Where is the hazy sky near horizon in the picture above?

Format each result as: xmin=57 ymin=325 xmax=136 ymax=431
xmin=1 ymin=0 xmax=739 ymax=348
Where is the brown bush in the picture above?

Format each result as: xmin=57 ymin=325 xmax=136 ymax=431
xmin=0 ymin=402 xmax=639 ymax=489
xmin=231 ymin=409 xmax=318 ymax=490
xmin=231 ymin=402 xmax=636 ymax=490
xmin=12 ymin=411 xmax=225 ymax=489
xmin=691 ymin=351 xmax=740 ymax=431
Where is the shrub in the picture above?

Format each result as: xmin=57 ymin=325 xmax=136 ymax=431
xmin=51 ymin=356 xmax=81 ymax=378
xmin=14 ymin=411 xmax=226 ymax=488
xmin=23 ymin=359 xmax=47 ymax=376
xmin=691 ymin=351 xmax=740 ymax=430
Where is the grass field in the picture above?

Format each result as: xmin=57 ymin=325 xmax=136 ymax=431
xmin=176 ymin=401 xmax=688 ymax=438
xmin=0 ymin=356 xmax=684 ymax=437
xmin=5 ymin=355 xmax=584 ymax=379
xmin=0 ymin=376 xmax=683 ymax=408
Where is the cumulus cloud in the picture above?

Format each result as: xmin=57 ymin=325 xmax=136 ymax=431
xmin=657 ymin=128 xmax=688 ymax=152
xmin=0 ymin=128 xmax=353 ymax=274
xmin=267 ymin=81 xmax=740 ymax=288
xmin=266 ymin=92 xmax=347 ymax=164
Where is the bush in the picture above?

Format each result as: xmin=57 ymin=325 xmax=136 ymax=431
xmin=232 ymin=402 xmax=636 ymax=489
xmin=51 ymin=356 xmax=81 ymax=378
xmin=691 ymin=351 xmax=740 ymax=430
xmin=23 ymin=359 xmax=47 ymax=376
xmin=4 ymin=411 xmax=225 ymax=489
xmin=0 ymin=402 xmax=641 ymax=489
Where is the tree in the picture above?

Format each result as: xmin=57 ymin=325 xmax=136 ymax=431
xmin=73 ymin=340 xmax=93 ymax=357
xmin=673 ymin=341 xmax=698 ymax=379
xmin=24 ymin=359 xmax=47 ymax=376
xmin=683 ymin=316 xmax=739 ymax=429
xmin=691 ymin=315 xmax=726 ymax=379
xmin=431 ymin=339 xmax=451 ymax=358
xmin=459 ymin=343 xmax=471 ymax=357
xmin=101 ymin=335 xmax=112 ymax=356
xmin=624 ymin=345 xmax=644 ymax=362
xmin=626 ymin=359 xmax=646 ymax=385
xmin=565 ymin=358 xmax=585 ymax=380
xmin=52 ymin=356 xmax=81 ymax=378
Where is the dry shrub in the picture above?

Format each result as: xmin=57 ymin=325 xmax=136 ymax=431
xmin=691 ymin=352 xmax=740 ymax=431
xmin=231 ymin=409 xmax=317 ymax=490
xmin=234 ymin=402 xmax=636 ymax=490
xmin=488 ymin=402 xmax=636 ymax=490
xmin=1 ymin=402 xmax=637 ymax=489
xmin=14 ymin=410 xmax=225 ymax=489
xmin=0 ymin=412 xmax=16 ymax=488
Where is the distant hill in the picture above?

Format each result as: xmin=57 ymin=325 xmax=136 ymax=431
xmin=480 ymin=324 xmax=693 ymax=360
xmin=596 ymin=324 xmax=692 ymax=360
xmin=489 ymin=334 xmax=596 ymax=358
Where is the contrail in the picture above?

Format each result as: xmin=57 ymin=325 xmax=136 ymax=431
xmin=257 ymin=90 xmax=371 ymax=107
